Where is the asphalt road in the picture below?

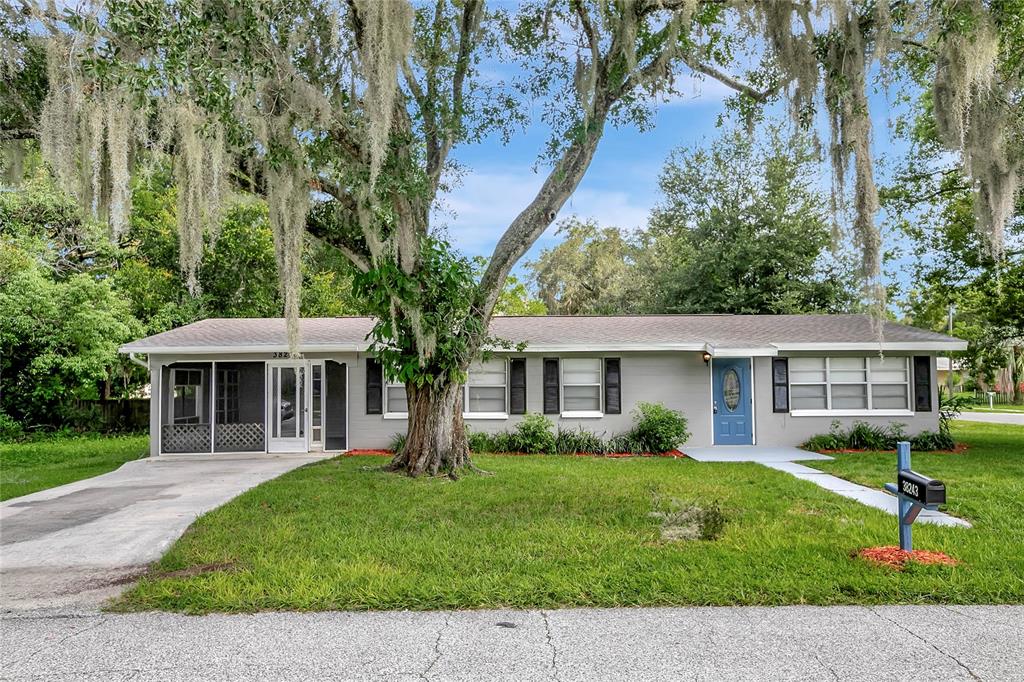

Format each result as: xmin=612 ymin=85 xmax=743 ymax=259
xmin=2 ymin=605 xmax=1021 ymax=681
xmin=956 ymin=411 xmax=1024 ymax=426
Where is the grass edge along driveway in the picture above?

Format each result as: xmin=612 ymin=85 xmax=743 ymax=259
xmin=114 ymin=421 xmax=1023 ymax=613
xmin=0 ymin=433 xmax=149 ymax=501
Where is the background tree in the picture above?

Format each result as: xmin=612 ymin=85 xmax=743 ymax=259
xmin=638 ymin=124 xmax=858 ymax=314
xmin=0 ymin=162 xmax=362 ymax=430
xmin=527 ymin=218 xmax=638 ymax=315
xmin=10 ymin=0 xmax=1021 ymax=475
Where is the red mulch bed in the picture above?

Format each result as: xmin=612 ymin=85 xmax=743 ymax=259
xmin=857 ymin=546 xmax=959 ymax=569
xmin=814 ymin=444 xmax=968 ymax=455
xmin=342 ymin=449 xmax=686 ymax=458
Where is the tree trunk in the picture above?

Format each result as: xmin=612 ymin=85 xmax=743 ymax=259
xmin=388 ymin=379 xmax=471 ymax=477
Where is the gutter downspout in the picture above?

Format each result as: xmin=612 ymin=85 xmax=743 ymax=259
xmin=128 ymin=352 xmax=149 ymax=370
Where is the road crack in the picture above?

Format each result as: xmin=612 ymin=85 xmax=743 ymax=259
xmin=541 ymin=610 xmax=561 ymax=681
xmin=419 ymin=612 xmax=450 ymax=681
xmin=811 ymin=651 xmax=840 ymax=681
xmin=867 ymin=607 xmax=980 ymax=680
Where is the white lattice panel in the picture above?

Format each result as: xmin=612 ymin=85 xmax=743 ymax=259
xmin=161 ymin=424 xmax=211 ymax=453
xmin=215 ymin=422 xmax=265 ymax=452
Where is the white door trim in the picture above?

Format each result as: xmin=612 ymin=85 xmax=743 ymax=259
xmin=267 ymin=360 xmax=309 ymax=453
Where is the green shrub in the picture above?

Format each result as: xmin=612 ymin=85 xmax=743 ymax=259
xmin=910 ymin=430 xmax=956 ymax=451
xmin=510 ymin=413 xmax=556 ymax=454
xmin=466 ymin=429 xmax=496 ymax=453
xmin=939 ymin=390 xmax=970 ymax=436
xmin=607 ymin=432 xmax=646 ymax=454
xmin=0 ymin=412 xmax=24 ymax=443
xmin=845 ymin=421 xmax=895 ymax=450
xmin=802 ymin=419 xmax=957 ymax=452
xmin=554 ymin=427 xmax=608 ymax=455
xmin=389 ymin=432 xmax=407 ymax=454
xmin=627 ymin=402 xmax=690 ymax=453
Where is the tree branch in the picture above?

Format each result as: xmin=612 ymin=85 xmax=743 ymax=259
xmin=0 ymin=128 xmax=34 ymax=141
xmin=679 ymin=57 xmax=777 ymax=103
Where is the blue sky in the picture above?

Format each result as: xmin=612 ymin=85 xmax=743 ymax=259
xmin=435 ymin=66 xmax=923 ymax=295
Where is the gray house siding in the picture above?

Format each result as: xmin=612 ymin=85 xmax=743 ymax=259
xmin=751 ymin=354 xmax=941 ymax=446
xmin=347 ymin=351 xmax=714 ymax=450
xmin=143 ymin=349 xmax=941 ymax=454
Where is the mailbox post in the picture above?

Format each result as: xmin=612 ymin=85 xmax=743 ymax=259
xmin=883 ymin=441 xmax=947 ymax=551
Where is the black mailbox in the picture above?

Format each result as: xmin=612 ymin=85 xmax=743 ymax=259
xmin=897 ymin=470 xmax=946 ymax=506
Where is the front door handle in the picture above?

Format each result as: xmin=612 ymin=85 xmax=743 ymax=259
xmin=713 ymin=400 xmax=718 ymax=414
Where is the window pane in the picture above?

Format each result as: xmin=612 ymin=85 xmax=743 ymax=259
xmin=790 ymin=357 xmax=826 ymax=383
xmin=869 ymin=357 xmax=908 ymax=383
xmin=832 ymin=383 xmax=868 ymax=409
xmin=872 ymin=384 xmax=908 ymax=409
xmin=563 ymin=384 xmax=600 ymax=411
xmin=562 ymin=358 xmax=601 ymax=384
xmin=791 ymin=384 xmax=827 ymax=409
xmin=469 ymin=359 xmax=506 ymax=386
xmin=467 ymin=386 xmax=505 ymax=413
xmin=387 ymin=385 xmax=408 ymax=413
xmin=829 ymin=357 xmax=866 ymax=383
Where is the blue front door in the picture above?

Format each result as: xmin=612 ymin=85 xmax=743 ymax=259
xmin=712 ymin=358 xmax=753 ymax=445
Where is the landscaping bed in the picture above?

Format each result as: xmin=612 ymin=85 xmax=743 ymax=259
xmin=113 ymin=421 xmax=1023 ymax=613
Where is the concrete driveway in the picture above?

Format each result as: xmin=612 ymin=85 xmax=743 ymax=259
xmin=957 ymin=411 xmax=1024 ymax=425
xmin=0 ymin=454 xmax=328 ymax=611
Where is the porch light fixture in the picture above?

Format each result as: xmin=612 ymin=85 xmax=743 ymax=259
xmin=702 ymin=351 xmax=711 ymax=364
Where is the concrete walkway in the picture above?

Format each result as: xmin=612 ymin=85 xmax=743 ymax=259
xmin=1 ymin=454 xmax=329 ymax=611
xmin=762 ymin=461 xmax=971 ymax=528
xmin=684 ymin=446 xmax=970 ymax=528
xmin=2 ymin=605 xmax=1020 ymax=680
xmin=957 ymin=411 xmax=1024 ymax=425
xmin=684 ymin=445 xmax=832 ymax=462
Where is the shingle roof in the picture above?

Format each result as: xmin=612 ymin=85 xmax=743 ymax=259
xmin=120 ymin=314 xmax=966 ymax=354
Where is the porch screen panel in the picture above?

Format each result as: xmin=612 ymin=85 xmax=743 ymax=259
xmin=325 ymin=360 xmax=347 ymax=450
xmin=161 ymin=362 xmax=212 ymax=453
xmin=214 ymin=362 xmax=265 ymax=452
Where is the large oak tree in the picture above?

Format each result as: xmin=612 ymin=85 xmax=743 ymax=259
xmin=3 ymin=0 xmax=1020 ymax=476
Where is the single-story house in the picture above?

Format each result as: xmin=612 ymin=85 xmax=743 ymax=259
xmin=119 ymin=314 xmax=967 ymax=456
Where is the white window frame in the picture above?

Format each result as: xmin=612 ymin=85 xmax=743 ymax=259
xmin=560 ymin=357 xmax=604 ymax=418
xmin=463 ymin=358 xmax=509 ymax=420
xmin=171 ymin=368 xmax=203 ymax=424
xmin=383 ymin=379 xmax=408 ymax=419
xmin=789 ymin=356 xmax=913 ymax=417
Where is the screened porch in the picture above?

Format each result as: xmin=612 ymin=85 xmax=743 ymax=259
xmin=160 ymin=362 xmax=266 ymax=454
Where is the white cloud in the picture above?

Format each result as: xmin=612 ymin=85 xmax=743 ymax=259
xmin=651 ymin=73 xmax=736 ymax=107
xmin=436 ymin=169 xmax=654 ymax=259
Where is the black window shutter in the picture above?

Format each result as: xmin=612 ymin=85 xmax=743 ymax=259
xmin=509 ymin=359 xmax=527 ymax=414
xmin=604 ymin=358 xmax=621 ymax=414
xmin=366 ymin=358 xmax=383 ymax=415
xmin=543 ymin=358 xmax=560 ymax=414
xmin=772 ymin=358 xmax=789 ymax=413
xmin=913 ymin=356 xmax=932 ymax=412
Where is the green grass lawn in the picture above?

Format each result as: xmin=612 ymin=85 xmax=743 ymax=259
xmin=115 ymin=421 xmax=1024 ymax=613
xmin=0 ymin=433 xmax=149 ymax=501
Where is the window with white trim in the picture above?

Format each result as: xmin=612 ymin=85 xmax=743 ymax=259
xmin=172 ymin=369 xmax=202 ymax=424
xmin=789 ymin=357 xmax=910 ymax=412
xmin=464 ymin=358 xmax=507 ymax=415
xmin=385 ymin=381 xmax=408 ymax=415
xmin=561 ymin=358 xmax=602 ymax=414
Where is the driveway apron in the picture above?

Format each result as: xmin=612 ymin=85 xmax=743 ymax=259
xmin=0 ymin=454 xmax=328 ymax=611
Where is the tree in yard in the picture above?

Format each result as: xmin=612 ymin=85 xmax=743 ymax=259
xmin=527 ymin=218 xmax=639 ymax=315
xmin=639 ymin=124 xmax=858 ymax=314
xmin=6 ymin=1 xmax=1021 ymax=475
